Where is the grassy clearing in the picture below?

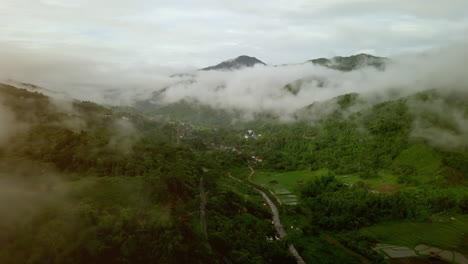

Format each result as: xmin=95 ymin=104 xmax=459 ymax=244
xmin=252 ymin=169 xmax=329 ymax=194
xmin=252 ymin=168 xmax=403 ymax=196
xmin=338 ymin=170 xmax=400 ymax=190
xmin=251 ymin=168 xmax=403 ymax=205
xmin=360 ymin=214 xmax=468 ymax=254
xmin=394 ymin=144 xmax=443 ymax=183
xmin=251 ymin=169 xmax=329 ymax=204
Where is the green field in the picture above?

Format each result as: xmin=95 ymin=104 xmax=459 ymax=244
xmin=251 ymin=169 xmax=329 ymax=194
xmin=251 ymin=169 xmax=333 ymax=205
xmin=251 ymin=168 xmax=404 ymax=201
xmin=394 ymin=144 xmax=443 ymax=183
xmin=337 ymin=170 xmax=401 ymax=190
xmin=360 ymin=214 xmax=468 ymax=254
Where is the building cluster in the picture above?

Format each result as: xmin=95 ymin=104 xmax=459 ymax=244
xmin=244 ymin=129 xmax=262 ymax=140
xmin=176 ymin=123 xmax=193 ymax=139
xmin=251 ymin=155 xmax=263 ymax=163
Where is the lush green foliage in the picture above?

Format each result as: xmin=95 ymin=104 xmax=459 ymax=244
xmin=309 ymin=54 xmax=387 ymax=71
xmin=206 ymin=187 xmax=294 ymax=264
xmin=0 ymin=176 xmax=213 ymax=264
xmin=361 ymin=215 xmax=468 ymax=254
xmin=1 ymin=83 xmax=467 ymax=263
xmin=299 ymin=175 xmax=463 ymax=231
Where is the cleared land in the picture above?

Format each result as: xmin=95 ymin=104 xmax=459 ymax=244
xmin=361 ymin=215 xmax=468 ymax=254
xmin=251 ymin=169 xmax=329 ymax=205
xmin=251 ymin=169 xmax=329 ymax=192
xmin=250 ymin=168 xmax=402 ymax=204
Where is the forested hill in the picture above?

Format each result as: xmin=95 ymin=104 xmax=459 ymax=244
xmin=308 ymin=53 xmax=388 ymax=71
xmin=0 ymin=83 xmax=177 ymax=176
xmin=1 ymin=80 xmax=467 ymax=264
xmin=0 ymin=83 xmax=212 ymax=263
xmin=0 ymin=83 xmax=297 ymax=264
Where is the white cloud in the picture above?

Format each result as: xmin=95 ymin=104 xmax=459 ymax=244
xmin=356 ymin=49 xmax=377 ymax=55
xmin=1 ymin=0 xmax=467 ymax=68
xmin=152 ymin=41 xmax=468 ymax=121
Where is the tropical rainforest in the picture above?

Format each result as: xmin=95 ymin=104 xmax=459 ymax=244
xmin=0 ymin=53 xmax=467 ymax=264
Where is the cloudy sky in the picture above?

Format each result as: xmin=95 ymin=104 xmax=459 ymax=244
xmin=1 ymin=0 xmax=468 ymax=68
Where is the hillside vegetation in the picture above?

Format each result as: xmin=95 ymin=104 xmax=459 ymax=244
xmin=0 ymin=74 xmax=466 ymax=264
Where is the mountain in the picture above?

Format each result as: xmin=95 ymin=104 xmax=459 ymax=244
xmin=142 ymin=53 xmax=388 ymax=125
xmin=201 ymin=55 xmax=266 ymax=71
xmin=308 ymin=53 xmax=388 ymax=71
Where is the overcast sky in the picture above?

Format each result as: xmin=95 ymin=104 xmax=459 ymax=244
xmin=1 ymin=0 xmax=468 ymax=68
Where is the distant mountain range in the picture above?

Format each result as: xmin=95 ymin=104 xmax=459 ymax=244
xmin=201 ymin=55 xmax=266 ymax=71
xmin=140 ymin=53 xmax=390 ymax=125
xmin=308 ymin=53 xmax=388 ymax=71
xmin=199 ymin=53 xmax=387 ymax=72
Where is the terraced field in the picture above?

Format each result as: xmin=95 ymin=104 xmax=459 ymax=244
xmin=251 ymin=168 xmax=402 ymax=204
xmin=250 ymin=169 xmax=330 ymax=205
xmin=360 ymin=215 xmax=468 ymax=254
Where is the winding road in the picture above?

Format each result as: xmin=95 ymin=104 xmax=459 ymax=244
xmin=247 ymin=167 xmax=307 ymax=264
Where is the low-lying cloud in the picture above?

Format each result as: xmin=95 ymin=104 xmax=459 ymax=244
xmin=0 ymin=100 xmax=28 ymax=146
xmin=1 ymin=40 xmax=468 ymax=149
xmin=1 ymin=41 xmax=467 ymax=114
xmin=409 ymin=97 xmax=468 ymax=150
xmin=158 ymin=41 xmax=468 ymax=118
xmin=0 ymin=43 xmax=177 ymax=106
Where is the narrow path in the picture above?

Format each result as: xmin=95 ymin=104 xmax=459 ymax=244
xmin=199 ymin=177 xmax=207 ymax=235
xmin=247 ymin=167 xmax=307 ymax=264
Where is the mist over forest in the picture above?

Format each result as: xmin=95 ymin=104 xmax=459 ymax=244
xmin=1 ymin=1 xmax=467 ymax=264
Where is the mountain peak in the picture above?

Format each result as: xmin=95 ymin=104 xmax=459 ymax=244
xmin=201 ymin=55 xmax=266 ymax=71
